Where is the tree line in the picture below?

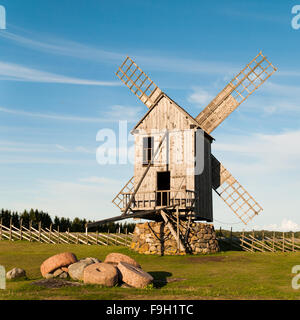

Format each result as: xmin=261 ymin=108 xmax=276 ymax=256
xmin=0 ymin=209 xmax=136 ymax=233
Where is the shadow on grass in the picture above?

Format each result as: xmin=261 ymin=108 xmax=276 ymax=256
xmin=149 ymin=271 xmax=172 ymax=288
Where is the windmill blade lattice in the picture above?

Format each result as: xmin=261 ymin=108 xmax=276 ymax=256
xmin=116 ymin=56 xmax=162 ymax=109
xmin=211 ymin=155 xmax=263 ymax=225
xmin=196 ymin=52 xmax=277 ymax=134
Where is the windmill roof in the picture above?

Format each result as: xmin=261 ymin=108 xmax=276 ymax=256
xmin=132 ymin=92 xmax=215 ymax=142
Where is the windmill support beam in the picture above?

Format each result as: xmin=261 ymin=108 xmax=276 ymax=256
xmin=122 ymin=130 xmax=168 ymax=215
xmin=160 ymin=209 xmax=185 ymax=252
xmin=87 ymin=211 xmax=154 ymax=228
xmin=87 ymin=204 xmax=179 ymax=229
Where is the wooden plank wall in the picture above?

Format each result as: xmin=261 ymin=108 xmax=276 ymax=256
xmin=134 ymin=96 xmax=196 ymax=198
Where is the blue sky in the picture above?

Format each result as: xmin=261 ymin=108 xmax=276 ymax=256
xmin=0 ymin=0 xmax=300 ymax=231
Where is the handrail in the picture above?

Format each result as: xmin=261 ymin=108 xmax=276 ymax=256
xmin=119 ymin=189 xmax=196 ymax=211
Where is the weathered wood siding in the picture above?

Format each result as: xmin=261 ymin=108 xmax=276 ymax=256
xmin=134 ymin=96 xmax=195 ymax=198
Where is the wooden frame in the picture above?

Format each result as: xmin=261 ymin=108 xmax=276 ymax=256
xmin=211 ymin=155 xmax=263 ymax=225
xmin=116 ymin=56 xmax=162 ymax=109
xmin=196 ymin=52 xmax=277 ymax=134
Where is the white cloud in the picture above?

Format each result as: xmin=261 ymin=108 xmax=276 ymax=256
xmin=0 ymin=30 xmax=123 ymax=63
xmin=0 ymin=156 xmax=93 ymax=165
xmin=214 ymin=129 xmax=300 ymax=173
xmin=187 ymin=88 xmax=213 ymax=107
xmin=211 ymin=129 xmax=300 ymax=231
xmin=2 ymin=29 xmax=299 ymax=80
xmin=0 ymin=61 xmax=119 ymax=86
xmin=78 ymin=176 xmax=120 ymax=185
xmin=0 ymin=106 xmax=134 ymax=123
xmin=262 ymin=219 xmax=300 ymax=232
xmin=55 ymin=144 xmax=70 ymax=152
xmin=105 ymin=105 xmax=143 ymax=121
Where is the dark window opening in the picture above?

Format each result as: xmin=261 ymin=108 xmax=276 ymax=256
xmin=156 ymin=171 xmax=170 ymax=206
xmin=143 ymin=136 xmax=154 ymax=165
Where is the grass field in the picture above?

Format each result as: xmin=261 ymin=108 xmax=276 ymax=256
xmin=0 ymin=240 xmax=299 ymax=300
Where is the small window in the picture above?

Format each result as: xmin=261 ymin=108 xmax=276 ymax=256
xmin=143 ymin=136 xmax=154 ymax=165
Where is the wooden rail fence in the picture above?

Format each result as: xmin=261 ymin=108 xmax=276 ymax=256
xmin=1 ymin=220 xmax=298 ymax=253
xmin=219 ymin=231 xmax=300 ymax=252
xmin=0 ymin=221 xmax=133 ymax=247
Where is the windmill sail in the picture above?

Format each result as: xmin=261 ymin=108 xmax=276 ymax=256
xmin=116 ymin=56 xmax=162 ymax=109
xmin=196 ymin=52 xmax=277 ymax=134
xmin=211 ymin=155 xmax=263 ymax=225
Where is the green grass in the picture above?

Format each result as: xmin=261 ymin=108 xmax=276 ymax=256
xmin=0 ymin=240 xmax=299 ymax=300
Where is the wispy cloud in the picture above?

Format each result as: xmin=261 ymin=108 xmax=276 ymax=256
xmin=214 ymin=129 xmax=300 ymax=174
xmin=2 ymin=29 xmax=299 ymax=79
xmin=0 ymin=106 xmax=136 ymax=123
xmin=0 ymin=61 xmax=120 ymax=86
xmin=0 ymin=30 xmax=123 ymax=63
xmin=260 ymin=219 xmax=300 ymax=232
xmin=0 ymin=156 xmax=93 ymax=165
xmin=0 ymin=140 xmax=96 ymax=156
xmin=104 ymin=105 xmax=143 ymax=121
xmin=78 ymin=176 xmax=120 ymax=184
xmin=0 ymin=30 xmax=237 ymax=76
xmin=187 ymin=87 xmax=213 ymax=107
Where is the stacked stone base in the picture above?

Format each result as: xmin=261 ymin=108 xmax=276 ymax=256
xmin=130 ymin=221 xmax=219 ymax=255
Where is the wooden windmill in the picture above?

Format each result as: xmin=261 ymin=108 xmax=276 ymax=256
xmin=88 ymin=52 xmax=277 ymax=237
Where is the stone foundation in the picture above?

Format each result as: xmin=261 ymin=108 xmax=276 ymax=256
xmin=130 ymin=221 xmax=220 ymax=255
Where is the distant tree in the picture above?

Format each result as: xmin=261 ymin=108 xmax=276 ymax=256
xmin=71 ymin=217 xmax=84 ymax=232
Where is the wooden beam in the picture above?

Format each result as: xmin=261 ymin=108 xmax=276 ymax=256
xmin=122 ymin=131 xmax=168 ymax=215
xmin=160 ymin=210 xmax=185 ymax=252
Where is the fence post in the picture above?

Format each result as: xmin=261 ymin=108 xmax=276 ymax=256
xmin=0 ymin=218 xmax=2 ymax=241
xmin=272 ymin=232 xmax=275 ymax=252
xmin=241 ymin=230 xmax=244 ymax=250
xmin=107 ymin=229 xmax=109 ymax=245
xmin=57 ymin=226 xmax=60 ymax=244
xmin=29 ymin=220 xmax=32 ymax=242
xmin=67 ymin=228 xmax=70 ymax=244
xmin=96 ymin=230 xmax=99 ymax=245
xmin=76 ymin=233 xmax=79 ymax=244
xmin=251 ymin=230 xmax=254 ymax=252
xmin=38 ymin=221 xmax=41 ymax=242
xmin=176 ymin=206 xmax=180 ymax=251
xmin=292 ymin=232 xmax=295 ymax=252
xmin=20 ymin=218 xmax=23 ymax=240
xmin=49 ymin=224 xmax=52 ymax=242
xmin=282 ymin=232 xmax=285 ymax=252
xmin=9 ymin=218 xmax=12 ymax=241
xmin=85 ymin=226 xmax=88 ymax=245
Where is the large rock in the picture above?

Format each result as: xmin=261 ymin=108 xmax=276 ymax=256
xmin=104 ymin=253 xmax=141 ymax=268
xmin=53 ymin=268 xmax=64 ymax=277
xmin=68 ymin=261 xmax=93 ymax=281
xmin=6 ymin=268 xmax=26 ymax=280
xmin=117 ymin=262 xmax=153 ymax=288
xmin=81 ymin=257 xmax=100 ymax=264
xmin=83 ymin=263 xmax=118 ymax=287
xmin=40 ymin=252 xmax=77 ymax=277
